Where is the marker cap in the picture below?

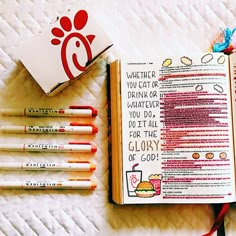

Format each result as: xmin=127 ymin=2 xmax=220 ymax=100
xmin=68 ymin=142 xmax=97 ymax=152
xmin=69 ymin=142 xmax=97 ymax=152
xmin=68 ymin=160 xmax=90 ymax=163
xmin=68 ymin=178 xmax=97 ymax=190
xmin=67 ymin=160 xmax=96 ymax=171
xmin=69 ymin=123 xmax=98 ymax=134
xmin=69 ymin=106 xmax=98 ymax=117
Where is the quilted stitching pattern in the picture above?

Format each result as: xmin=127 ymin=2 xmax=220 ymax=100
xmin=1 ymin=0 xmax=236 ymax=235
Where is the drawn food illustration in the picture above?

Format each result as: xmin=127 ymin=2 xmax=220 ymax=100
xmin=149 ymin=174 xmax=163 ymax=180
xmin=219 ymin=152 xmax=227 ymax=159
xmin=205 ymin=152 xmax=214 ymax=159
xmin=180 ymin=56 xmax=192 ymax=66
xmin=149 ymin=174 xmax=163 ymax=195
xmin=195 ymin=85 xmax=203 ymax=91
xmin=201 ymin=53 xmax=213 ymax=64
xmin=192 ymin=152 xmax=200 ymax=159
xmin=126 ymin=163 xmax=142 ymax=197
xmin=217 ymin=55 xmax=225 ymax=64
xmin=214 ymin=84 xmax=224 ymax=93
xmin=135 ymin=181 xmax=156 ymax=198
xmin=162 ymin=58 xmax=172 ymax=67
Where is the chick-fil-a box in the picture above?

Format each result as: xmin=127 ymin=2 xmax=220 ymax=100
xmin=16 ymin=9 xmax=113 ymax=96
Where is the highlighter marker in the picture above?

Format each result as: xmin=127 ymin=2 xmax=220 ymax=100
xmin=0 ymin=161 xmax=96 ymax=171
xmin=0 ymin=123 xmax=98 ymax=134
xmin=0 ymin=179 xmax=97 ymax=190
xmin=0 ymin=142 xmax=97 ymax=153
xmin=0 ymin=106 xmax=98 ymax=117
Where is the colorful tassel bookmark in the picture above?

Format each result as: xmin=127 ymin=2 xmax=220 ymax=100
xmin=210 ymin=28 xmax=236 ymax=54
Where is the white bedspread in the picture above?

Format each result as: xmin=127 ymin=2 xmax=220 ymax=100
xmin=1 ymin=0 xmax=236 ymax=235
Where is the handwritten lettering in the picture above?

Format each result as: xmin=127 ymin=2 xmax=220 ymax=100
xmin=128 ymin=140 xmax=159 ymax=152
xmin=126 ymin=71 xmax=156 ymax=79
xmin=124 ymin=64 xmax=160 ymax=163
xmin=127 ymin=100 xmax=159 ymax=108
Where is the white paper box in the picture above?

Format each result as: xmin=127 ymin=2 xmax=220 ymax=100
xmin=16 ymin=9 xmax=113 ymax=96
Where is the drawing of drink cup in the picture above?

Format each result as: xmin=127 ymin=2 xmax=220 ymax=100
xmin=126 ymin=163 xmax=142 ymax=197
xmin=148 ymin=174 xmax=163 ymax=195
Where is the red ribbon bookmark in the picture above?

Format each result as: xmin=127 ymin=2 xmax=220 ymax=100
xmin=202 ymin=203 xmax=229 ymax=236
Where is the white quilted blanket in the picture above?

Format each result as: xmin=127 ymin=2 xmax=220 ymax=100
xmin=1 ymin=0 xmax=236 ymax=235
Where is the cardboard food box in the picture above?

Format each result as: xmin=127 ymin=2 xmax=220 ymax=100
xmin=16 ymin=9 xmax=113 ymax=96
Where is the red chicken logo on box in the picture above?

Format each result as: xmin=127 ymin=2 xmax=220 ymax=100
xmin=16 ymin=8 xmax=112 ymax=96
xmin=51 ymin=10 xmax=95 ymax=79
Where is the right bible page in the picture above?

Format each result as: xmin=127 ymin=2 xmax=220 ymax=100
xmin=158 ymin=53 xmax=235 ymax=203
xmin=230 ymin=52 xmax=236 ymax=202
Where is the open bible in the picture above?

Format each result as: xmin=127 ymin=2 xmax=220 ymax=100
xmin=109 ymin=52 xmax=236 ymax=204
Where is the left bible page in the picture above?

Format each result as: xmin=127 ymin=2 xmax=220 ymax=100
xmin=120 ymin=53 xmax=235 ymax=204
